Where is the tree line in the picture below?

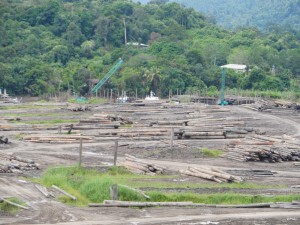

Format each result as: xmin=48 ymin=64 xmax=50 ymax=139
xmin=0 ymin=0 xmax=299 ymax=97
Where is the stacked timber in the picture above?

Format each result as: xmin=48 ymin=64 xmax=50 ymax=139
xmin=180 ymin=166 xmax=243 ymax=183
xmin=78 ymin=114 xmax=120 ymax=129
xmin=244 ymin=100 xmax=300 ymax=112
xmin=22 ymin=134 xmax=93 ymax=143
xmin=271 ymin=201 xmax=300 ymax=209
xmin=66 ymin=103 xmax=90 ymax=111
xmin=123 ymin=154 xmax=166 ymax=175
xmin=223 ymin=135 xmax=300 ymax=162
xmin=0 ymin=135 xmax=9 ymax=144
xmin=176 ymin=127 xmax=256 ymax=140
xmin=0 ymin=152 xmax=39 ymax=173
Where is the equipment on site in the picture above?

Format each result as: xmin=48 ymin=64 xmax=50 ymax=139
xmin=219 ymin=67 xmax=228 ymax=106
xmin=92 ymin=59 xmax=124 ymax=94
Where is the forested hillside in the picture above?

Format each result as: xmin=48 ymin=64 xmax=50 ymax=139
xmin=0 ymin=0 xmax=300 ymax=97
xmin=136 ymin=0 xmax=300 ymax=31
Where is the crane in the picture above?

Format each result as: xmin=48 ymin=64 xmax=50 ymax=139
xmin=92 ymin=59 xmax=124 ymax=94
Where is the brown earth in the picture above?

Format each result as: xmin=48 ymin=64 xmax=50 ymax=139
xmin=0 ymin=102 xmax=300 ymax=225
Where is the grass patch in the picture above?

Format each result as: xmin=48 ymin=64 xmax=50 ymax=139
xmin=0 ymin=113 xmax=71 ymax=117
xmin=125 ymin=180 xmax=284 ymax=190
xmin=35 ymin=166 xmax=296 ymax=206
xmin=198 ymin=148 xmax=224 ymax=158
xmin=9 ymin=119 xmax=79 ymax=125
xmin=0 ymin=198 xmax=25 ymax=214
xmin=0 ymin=105 xmax=58 ymax=110
xmin=147 ymin=192 xmax=300 ymax=205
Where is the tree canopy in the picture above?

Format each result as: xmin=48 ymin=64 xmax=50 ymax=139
xmin=0 ymin=0 xmax=299 ymax=97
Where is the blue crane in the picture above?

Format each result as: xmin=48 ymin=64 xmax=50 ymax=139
xmin=92 ymin=59 xmax=124 ymax=94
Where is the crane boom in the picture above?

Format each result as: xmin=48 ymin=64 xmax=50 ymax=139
xmin=92 ymin=59 xmax=124 ymax=93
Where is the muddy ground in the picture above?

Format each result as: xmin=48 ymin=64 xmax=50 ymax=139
xmin=0 ymin=101 xmax=300 ymax=225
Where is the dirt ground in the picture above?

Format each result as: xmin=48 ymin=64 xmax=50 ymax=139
xmin=0 ymin=102 xmax=300 ymax=225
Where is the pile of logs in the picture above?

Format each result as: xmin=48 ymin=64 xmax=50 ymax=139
xmin=123 ymin=154 xmax=166 ymax=175
xmin=244 ymin=100 xmax=300 ymax=112
xmin=22 ymin=134 xmax=93 ymax=143
xmin=0 ymin=152 xmax=39 ymax=173
xmin=66 ymin=103 xmax=90 ymax=111
xmin=176 ymin=126 xmax=257 ymax=140
xmin=223 ymin=135 xmax=300 ymax=163
xmin=180 ymin=166 xmax=243 ymax=183
xmin=79 ymin=114 xmax=121 ymax=129
xmin=271 ymin=201 xmax=300 ymax=209
xmin=0 ymin=135 xmax=9 ymax=144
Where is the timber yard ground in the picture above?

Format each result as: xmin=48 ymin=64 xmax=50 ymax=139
xmin=0 ymin=98 xmax=300 ymax=225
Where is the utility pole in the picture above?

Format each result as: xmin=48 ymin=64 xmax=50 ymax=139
xmin=123 ymin=18 xmax=127 ymax=46
xmin=221 ymin=68 xmax=226 ymax=106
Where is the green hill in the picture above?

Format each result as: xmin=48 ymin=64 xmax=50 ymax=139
xmin=0 ymin=0 xmax=299 ymax=97
xmin=136 ymin=0 xmax=300 ymax=31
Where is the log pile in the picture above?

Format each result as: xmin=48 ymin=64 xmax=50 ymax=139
xmin=223 ymin=135 xmax=300 ymax=162
xmin=244 ymin=100 xmax=300 ymax=112
xmin=180 ymin=166 xmax=243 ymax=183
xmin=123 ymin=154 xmax=166 ymax=175
xmin=271 ymin=201 xmax=300 ymax=209
xmin=22 ymin=134 xmax=93 ymax=143
xmin=176 ymin=126 xmax=257 ymax=140
xmin=0 ymin=135 xmax=9 ymax=144
xmin=78 ymin=114 xmax=121 ymax=129
xmin=66 ymin=103 xmax=90 ymax=111
xmin=0 ymin=152 xmax=39 ymax=173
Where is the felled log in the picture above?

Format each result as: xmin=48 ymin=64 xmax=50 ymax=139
xmin=118 ymin=184 xmax=150 ymax=199
xmin=0 ymin=198 xmax=29 ymax=210
xmin=180 ymin=167 xmax=243 ymax=183
xmin=123 ymin=154 xmax=165 ymax=175
xmin=216 ymin=203 xmax=271 ymax=208
xmin=22 ymin=135 xmax=93 ymax=143
xmin=180 ymin=169 xmax=222 ymax=183
xmin=90 ymin=200 xmax=194 ymax=207
xmin=0 ymin=135 xmax=9 ymax=144
xmin=35 ymin=184 xmax=53 ymax=198
xmin=52 ymin=185 xmax=76 ymax=200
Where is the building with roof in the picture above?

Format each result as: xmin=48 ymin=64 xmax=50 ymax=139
xmin=220 ymin=64 xmax=248 ymax=72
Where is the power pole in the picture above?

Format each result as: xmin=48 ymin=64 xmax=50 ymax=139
xmin=123 ymin=18 xmax=127 ymax=46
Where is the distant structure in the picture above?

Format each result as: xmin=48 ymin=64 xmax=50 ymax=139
xmin=220 ymin=64 xmax=248 ymax=73
xmin=126 ymin=42 xmax=149 ymax=48
xmin=145 ymin=91 xmax=159 ymax=101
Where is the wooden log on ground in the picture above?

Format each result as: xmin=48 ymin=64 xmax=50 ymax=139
xmin=1 ymin=198 xmax=29 ymax=210
xmin=183 ymin=132 xmax=224 ymax=137
xmin=191 ymin=167 xmax=234 ymax=181
xmin=52 ymin=185 xmax=77 ymax=200
xmin=216 ymin=203 xmax=271 ymax=208
xmin=35 ymin=184 xmax=53 ymax=198
xmin=118 ymin=184 xmax=150 ymax=199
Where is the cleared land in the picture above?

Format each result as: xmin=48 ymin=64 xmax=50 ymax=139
xmin=0 ymin=100 xmax=300 ymax=225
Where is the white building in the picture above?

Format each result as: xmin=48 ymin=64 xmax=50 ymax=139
xmin=220 ymin=64 xmax=248 ymax=73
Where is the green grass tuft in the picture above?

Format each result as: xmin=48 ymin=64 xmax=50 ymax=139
xmin=35 ymin=166 xmax=299 ymax=206
xmin=0 ymin=198 xmax=25 ymax=214
xmin=199 ymin=148 xmax=224 ymax=158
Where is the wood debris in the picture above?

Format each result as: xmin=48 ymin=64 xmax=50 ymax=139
xmin=223 ymin=135 xmax=300 ymax=162
xmin=122 ymin=154 xmax=166 ymax=175
xmin=180 ymin=166 xmax=243 ymax=183
xmin=22 ymin=134 xmax=93 ymax=143
xmin=271 ymin=201 xmax=300 ymax=209
xmin=0 ymin=152 xmax=39 ymax=173
xmin=66 ymin=103 xmax=90 ymax=111
xmin=0 ymin=135 xmax=9 ymax=144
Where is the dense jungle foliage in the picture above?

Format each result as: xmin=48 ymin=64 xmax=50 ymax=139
xmin=0 ymin=0 xmax=300 ymax=97
xmin=137 ymin=0 xmax=300 ymax=31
